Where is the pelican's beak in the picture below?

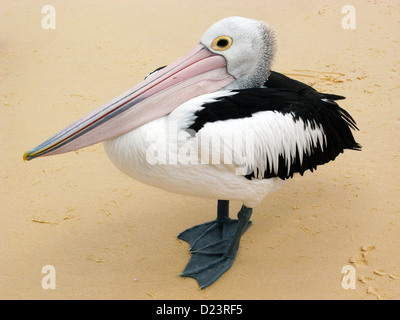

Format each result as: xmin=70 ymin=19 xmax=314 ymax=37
xmin=23 ymin=44 xmax=234 ymax=161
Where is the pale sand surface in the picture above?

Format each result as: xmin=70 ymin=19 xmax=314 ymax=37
xmin=1 ymin=0 xmax=399 ymax=299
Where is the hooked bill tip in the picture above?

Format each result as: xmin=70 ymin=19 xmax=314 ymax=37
xmin=23 ymin=150 xmax=31 ymax=162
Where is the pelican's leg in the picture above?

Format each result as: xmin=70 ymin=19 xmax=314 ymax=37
xmin=179 ymin=202 xmax=253 ymax=289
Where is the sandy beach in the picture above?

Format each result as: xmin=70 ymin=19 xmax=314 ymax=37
xmin=1 ymin=0 xmax=399 ymax=299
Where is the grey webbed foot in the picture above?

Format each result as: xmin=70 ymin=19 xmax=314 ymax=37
xmin=178 ymin=200 xmax=252 ymax=289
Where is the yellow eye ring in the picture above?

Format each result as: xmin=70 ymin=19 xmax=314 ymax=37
xmin=211 ymin=36 xmax=233 ymax=51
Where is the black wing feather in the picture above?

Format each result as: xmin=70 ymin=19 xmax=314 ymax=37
xmin=188 ymin=71 xmax=361 ymax=180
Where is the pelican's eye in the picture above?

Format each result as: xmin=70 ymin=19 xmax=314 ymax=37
xmin=211 ymin=36 xmax=233 ymax=51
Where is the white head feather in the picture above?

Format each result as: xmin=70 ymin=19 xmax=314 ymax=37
xmin=200 ymin=16 xmax=277 ymax=89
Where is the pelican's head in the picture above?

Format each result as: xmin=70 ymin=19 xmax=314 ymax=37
xmin=201 ymin=16 xmax=276 ymax=89
xmin=23 ymin=17 xmax=277 ymax=161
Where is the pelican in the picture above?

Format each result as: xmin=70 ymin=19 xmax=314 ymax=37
xmin=24 ymin=17 xmax=361 ymax=289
